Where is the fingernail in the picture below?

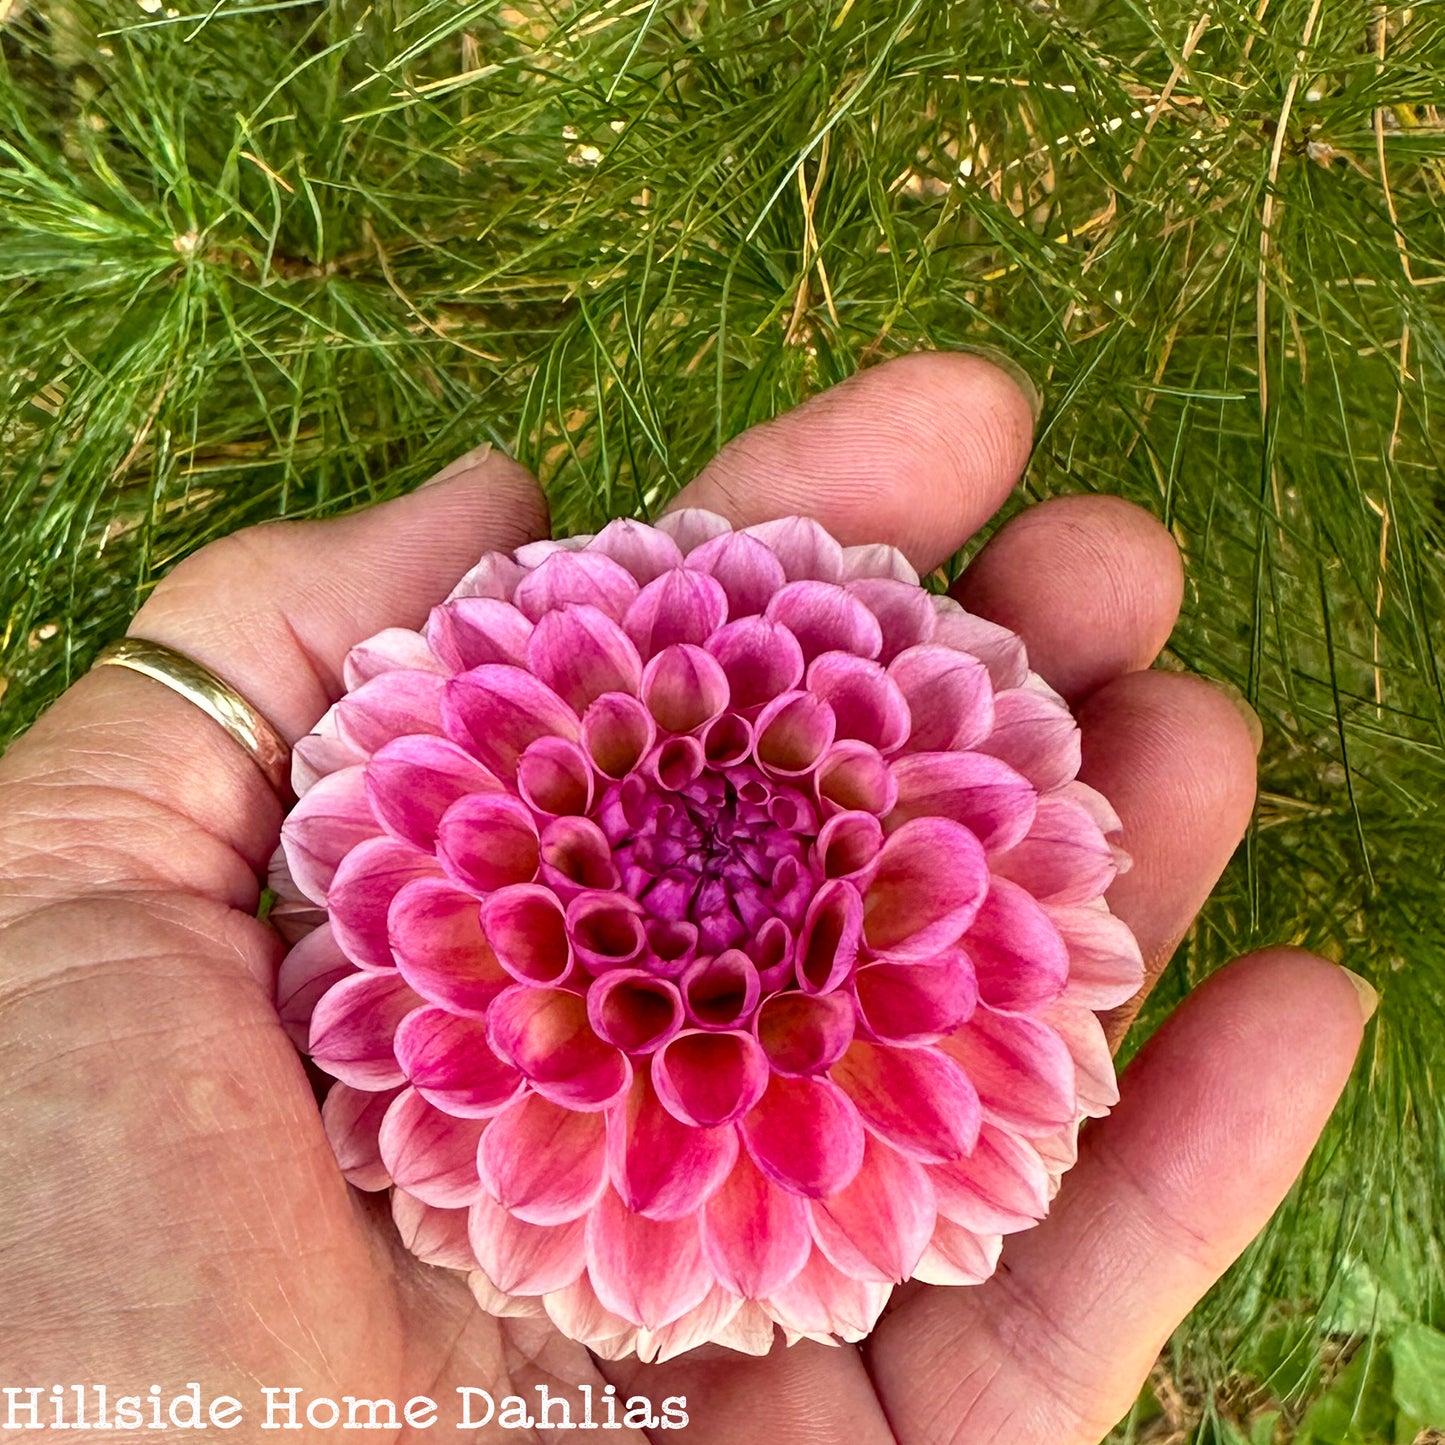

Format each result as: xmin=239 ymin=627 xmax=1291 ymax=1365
xmin=1212 ymin=678 xmax=1264 ymax=755
xmin=1341 ymin=966 xmax=1378 ymax=1022
xmin=954 ymin=344 xmax=1043 ymax=423
xmin=419 ymin=442 xmax=496 ymax=488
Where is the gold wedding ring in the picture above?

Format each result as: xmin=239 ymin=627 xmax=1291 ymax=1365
xmin=93 ymin=637 xmax=292 ymax=798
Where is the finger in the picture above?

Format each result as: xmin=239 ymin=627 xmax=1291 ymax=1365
xmin=952 ymin=495 xmax=1184 ymax=702
xmin=668 ymin=351 xmax=1037 ymax=570
xmin=0 ymin=447 xmax=547 ymax=912
xmin=1074 ymin=671 xmax=1261 ymax=1041
xmin=866 ymin=948 xmax=1370 ymax=1445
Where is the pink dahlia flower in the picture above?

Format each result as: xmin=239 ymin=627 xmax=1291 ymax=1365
xmin=272 ymin=511 xmax=1144 ymax=1361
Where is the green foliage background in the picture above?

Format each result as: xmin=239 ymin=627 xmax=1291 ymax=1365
xmin=2 ymin=1 xmax=1443 ymax=1438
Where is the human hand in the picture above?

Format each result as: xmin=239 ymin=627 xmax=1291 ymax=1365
xmin=0 ymin=352 xmax=1369 ymax=1444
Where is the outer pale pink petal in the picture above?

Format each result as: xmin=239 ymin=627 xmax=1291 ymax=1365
xmin=327 ymin=835 xmax=440 ymax=969
xmin=487 ymin=986 xmax=631 ymax=1111
xmin=512 ymin=549 xmax=640 ymax=623
xmin=343 ymin=627 xmax=444 ymax=688
xmin=377 ymin=1087 xmax=487 ymax=1208
xmin=740 ymin=1074 xmax=866 ymax=1199
xmin=701 ymin=1149 xmax=812 ymax=1299
xmin=365 ymin=734 xmax=503 ymax=850
xmin=526 ymin=605 xmax=643 ymax=713
xmin=585 ymin=1187 xmax=714 ymax=1329
xmin=912 ymin=1219 xmax=1004 ymax=1286
xmin=706 ymin=616 xmax=806 ymax=710
xmin=624 ymin=569 xmax=730 ymax=658
xmin=684 ymin=531 xmax=788 ymax=617
xmin=861 ymin=817 xmax=988 ymax=960
xmin=276 ymin=922 xmax=354 ymax=1049
xmin=795 ymin=879 xmax=863 ymax=994
xmin=321 ymin=1082 xmax=401 ymax=1191
xmin=831 ymin=1040 xmax=980 ymax=1164
xmin=1042 ymin=1000 xmax=1119 ymax=1118
xmin=280 ymin=765 xmax=378 ymax=904
xmin=888 ymin=644 xmax=994 ymax=753
xmin=435 ymin=793 xmax=540 ymax=894
xmin=327 ymin=673 xmax=447 ymax=761
xmin=991 ymin=793 xmax=1117 ymax=904
xmin=765 ymin=581 xmax=883 ymax=663
xmin=424 ymin=597 xmax=533 ymax=671
xmin=442 ymin=665 xmax=580 ymax=780
xmin=469 ymin=1270 xmax=549 ymax=1320
xmin=709 ymin=1301 xmax=778 ymax=1356
xmin=586 ymin=517 xmax=686 ymax=583
xmin=542 ymin=1275 xmax=641 ymax=1359
xmin=965 ymin=875 xmax=1071 ymax=1011
xmin=940 ymin=1006 xmax=1077 ymax=1136
xmin=847 ymin=578 xmax=936 ymax=662
xmin=515 ymin=535 xmax=590 ymax=566
xmin=852 ymin=952 xmax=977 ymax=1044
xmin=291 ymin=731 xmax=367 ymax=793
xmin=652 ymin=1029 xmax=768 ymax=1128
xmin=754 ymin=992 xmax=855 ymax=1077
xmin=808 ymin=1133 xmax=936 ymax=1283
xmin=815 ymin=740 xmax=898 ymax=818
xmin=1047 ymin=901 xmax=1145 ymax=1010
xmin=838 ymin=542 xmax=919 ymax=584
xmin=931 ymin=597 xmax=1030 ymax=688
xmin=635 ymin=1288 xmax=746 ymax=1364
xmin=309 ymin=972 xmax=422 ymax=1089
xmin=394 ymin=1006 xmax=524 ymax=1117
xmin=890 ymin=772 xmax=1030 ymax=874
xmin=762 ymin=1248 xmax=892 ymax=1342
xmin=468 ymin=1192 xmax=587 ymax=1295
xmin=642 ymin=643 xmax=731 ymax=734
xmin=606 ymin=1075 xmax=738 ymax=1220
xmin=928 ymin=1123 xmax=1051 ymax=1234
xmin=975 ymin=685 xmax=1082 ymax=791
xmin=478 ymin=1092 xmax=608 ymax=1225
xmin=580 ymin=691 xmax=656 ymax=779
xmin=390 ymin=876 xmax=510 ymax=1015
xmin=806 ymin=652 xmax=911 ymax=753
xmin=743 ymin=517 xmax=844 ymax=582
xmin=266 ymin=842 xmax=325 ymax=944
xmin=392 ymin=1190 xmax=476 ymax=1270
xmin=446 ymin=551 xmax=526 ymax=602
xmin=655 ymin=507 xmax=734 ymax=554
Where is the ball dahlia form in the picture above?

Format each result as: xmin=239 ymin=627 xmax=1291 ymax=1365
xmin=273 ymin=510 xmax=1145 ymax=1362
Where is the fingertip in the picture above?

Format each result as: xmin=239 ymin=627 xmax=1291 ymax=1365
xmin=398 ymin=446 xmax=550 ymax=553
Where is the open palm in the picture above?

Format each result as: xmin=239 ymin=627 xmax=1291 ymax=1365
xmin=0 ymin=353 xmax=1366 ymax=1444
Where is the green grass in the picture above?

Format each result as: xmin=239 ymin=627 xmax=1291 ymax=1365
xmin=2 ymin=1 xmax=1444 ymax=1437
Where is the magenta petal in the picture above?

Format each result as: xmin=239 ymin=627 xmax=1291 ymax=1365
xmin=991 ymin=793 xmax=1117 ymax=904
xmin=846 ymin=577 xmax=936 ymax=661
xmin=624 ymin=569 xmax=729 ymax=658
xmin=480 ymin=883 xmax=574 ymax=984
xmin=392 ymin=1190 xmax=476 ymax=1270
xmin=394 ymin=1006 xmax=524 ymax=1117
xmin=831 ymin=1040 xmax=980 ymax=1164
xmin=516 ymin=735 xmax=594 ymax=818
xmin=331 ymin=671 xmax=448 ymax=755
xmin=887 ymin=750 xmax=1037 ymax=854
xmin=913 ymin=1218 xmax=1004 ymax=1286
xmin=929 ymin=1123 xmax=1050 ymax=1234
xmin=940 ymin=1005 xmax=1077 ymax=1134
xmin=653 ymin=1029 xmax=768 ymax=1127
xmin=701 ymin=711 xmax=753 ymax=767
xmin=888 ymin=643 xmax=994 ymax=753
xmin=806 ymin=651 xmax=911 ymax=752
xmin=701 ymin=1150 xmax=811 ymax=1299
xmin=488 ymin=985 xmax=631 ymax=1110
xmin=754 ymin=690 xmax=836 ymax=776
xmin=655 ymin=507 xmax=734 ymax=553
xmin=366 ymin=734 xmax=503 ymax=849
xmin=425 ymin=597 xmax=533 ymax=671
xmin=586 ymin=1187 xmax=713 ymax=1329
xmin=513 ymin=548 xmax=640 ymax=623
xmin=1046 ymin=901 xmax=1145 ymax=1010
xmin=965 ymin=875 xmax=1070 ymax=1011
xmin=795 ymin=879 xmax=863 ymax=994
xmin=377 ymin=1087 xmax=486 ymax=1208
xmin=808 ymin=1133 xmax=935 ymax=1283
xmin=586 ymin=517 xmax=686 ymax=583
xmin=755 ymin=992 xmax=855 ymax=1077
xmin=281 ymin=765 xmax=379 ymax=904
xmin=762 ymin=1248 xmax=890 ymax=1340
xmin=862 ymin=816 xmax=988 ymax=959
xmin=815 ymin=740 xmax=897 ymax=818
xmin=526 ymin=604 xmax=643 ymax=713
xmin=765 ymin=580 xmax=883 ymax=663
xmin=853 ymin=951 xmax=978 ymax=1044
xmin=606 ymin=1074 xmax=738 ymax=1220
xmin=975 ymin=684 xmax=1082 ymax=791
xmin=743 ymin=516 xmax=844 ymax=582
xmin=682 ymin=949 xmax=760 ymax=1028
xmin=343 ymin=627 xmax=444 ymax=688
xmin=580 ymin=691 xmax=656 ymax=779
xmin=538 ymin=817 xmax=619 ymax=897
xmin=932 ymin=599 xmax=1029 ymax=688
xmin=327 ymin=835 xmax=440 ymax=969
xmin=706 ymin=616 xmax=806 ymax=710
xmin=741 ymin=1074 xmax=865 ymax=1198
xmin=815 ymin=810 xmax=884 ymax=883
xmin=469 ymin=1192 xmax=587 ymax=1294
xmin=684 ymin=531 xmax=788 ymax=617
xmin=390 ymin=876 xmax=510 ymax=1014
xmin=478 ymin=1092 xmax=608 ymax=1224
xmin=442 ymin=665 xmax=580 ymax=780
xmin=642 ymin=643 xmax=731 ymax=735
xmin=309 ymin=971 xmax=422 ymax=1089
xmin=435 ymin=792 xmax=540 ymax=893
xmin=321 ymin=1082 xmax=401 ymax=1191
xmin=276 ymin=924 xmax=354 ymax=1049
xmin=567 ymin=891 xmax=648 ymax=974
xmin=588 ymin=969 xmax=684 ymax=1054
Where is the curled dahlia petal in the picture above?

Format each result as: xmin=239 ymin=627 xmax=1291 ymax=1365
xmin=276 ymin=510 xmax=1143 ymax=1357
